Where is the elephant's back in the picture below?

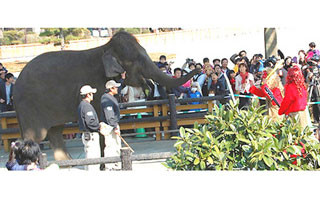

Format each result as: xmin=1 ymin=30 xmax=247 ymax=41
xmin=15 ymin=49 xmax=100 ymax=95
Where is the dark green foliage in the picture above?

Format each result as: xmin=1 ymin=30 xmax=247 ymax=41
xmin=163 ymin=99 xmax=320 ymax=170
xmin=1 ymin=30 xmax=25 ymax=45
xmin=115 ymin=28 xmax=151 ymax=35
xmin=1 ymin=28 xmax=91 ymax=45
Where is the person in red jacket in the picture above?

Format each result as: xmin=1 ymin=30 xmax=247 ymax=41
xmin=278 ymin=65 xmax=310 ymax=130
xmin=249 ymin=67 xmax=284 ymax=121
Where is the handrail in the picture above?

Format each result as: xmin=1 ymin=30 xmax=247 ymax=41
xmin=0 ymin=95 xmax=226 ymax=119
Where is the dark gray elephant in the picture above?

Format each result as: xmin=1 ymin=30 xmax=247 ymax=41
xmin=13 ymin=31 xmax=199 ymax=160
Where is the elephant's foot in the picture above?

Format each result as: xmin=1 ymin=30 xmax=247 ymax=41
xmin=53 ymin=149 xmax=71 ymax=161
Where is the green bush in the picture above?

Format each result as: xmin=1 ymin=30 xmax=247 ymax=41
xmin=39 ymin=37 xmax=61 ymax=45
xmin=115 ymin=28 xmax=150 ymax=35
xmin=39 ymin=28 xmax=60 ymax=37
xmin=69 ymin=28 xmax=91 ymax=38
xmin=65 ymin=35 xmax=81 ymax=42
xmin=163 ymin=99 xmax=320 ymax=170
xmin=1 ymin=30 xmax=25 ymax=45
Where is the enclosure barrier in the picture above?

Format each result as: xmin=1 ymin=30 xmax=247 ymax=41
xmin=0 ymin=94 xmax=225 ymax=152
xmin=39 ymin=147 xmax=174 ymax=171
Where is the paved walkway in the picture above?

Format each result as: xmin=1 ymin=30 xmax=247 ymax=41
xmin=0 ymin=136 xmax=177 ymax=171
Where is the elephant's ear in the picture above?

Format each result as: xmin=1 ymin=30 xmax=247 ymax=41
xmin=102 ymin=52 xmax=125 ymax=77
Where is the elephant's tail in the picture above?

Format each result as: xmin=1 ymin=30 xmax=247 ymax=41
xmin=13 ymin=102 xmax=24 ymax=139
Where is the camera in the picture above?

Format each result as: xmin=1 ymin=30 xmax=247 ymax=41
xmin=312 ymin=54 xmax=320 ymax=62
xmin=186 ymin=58 xmax=194 ymax=64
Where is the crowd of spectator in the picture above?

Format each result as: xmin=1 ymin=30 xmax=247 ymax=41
xmin=0 ymin=62 xmax=15 ymax=112
xmin=118 ymin=42 xmax=320 ymax=123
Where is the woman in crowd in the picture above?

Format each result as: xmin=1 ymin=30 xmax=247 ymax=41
xmin=279 ymin=56 xmax=292 ymax=85
xmin=249 ymin=67 xmax=284 ymax=121
xmin=298 ymin=50 xmax=307 ymax=67
xmin=235 ymin=63 xmax=255 ymax=109
xmin=278 ymin=66 xmax=310 ymax=130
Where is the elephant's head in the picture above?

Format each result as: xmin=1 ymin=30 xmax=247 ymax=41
xmin=101 ymin=31 xmax=200 ymax=90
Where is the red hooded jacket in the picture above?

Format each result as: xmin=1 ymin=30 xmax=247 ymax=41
xmin=278 ymin=83 xmax=307 ymax=115
xmin=249 ymin=84 xmax=283 ymax=106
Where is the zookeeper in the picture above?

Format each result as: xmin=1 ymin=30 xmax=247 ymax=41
xmin=77 ymin=85 xmax=102 ymax=171
xmin=100 ymin=80 xmax=122 ymax=170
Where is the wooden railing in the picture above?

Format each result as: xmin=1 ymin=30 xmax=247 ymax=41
xmin=0 ymin=94 xmax=225 ymax=152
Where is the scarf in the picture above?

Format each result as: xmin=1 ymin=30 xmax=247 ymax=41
xmin=240 ymin=72 xmax=248 ymax=84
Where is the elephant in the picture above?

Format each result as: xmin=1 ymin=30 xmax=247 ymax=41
xmin=13 ymin=31 xmax=200 ymax=161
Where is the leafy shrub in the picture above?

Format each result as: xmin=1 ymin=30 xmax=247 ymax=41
xmin=39 ymin=28 xmax=61 ymax=37
xmin=65 ymin=35 xmax=81 ymax=42
xmin=69 ymin=28 xmax=91 ymax=38
xmin=164 ymin=99 xmax=320 ymax=170
xmin=39 ymin=37 xmax=61 ymax=45
xmin=115 ymin=28 xmax=150 ymax=35
xmin=1 ymin=30 xmax=25 ymax=45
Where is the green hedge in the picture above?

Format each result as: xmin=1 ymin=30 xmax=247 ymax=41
xmin=164 ymin=99 xmax=320 ymax=170
xmin=1 ymin=28 xmax=92 ymax=45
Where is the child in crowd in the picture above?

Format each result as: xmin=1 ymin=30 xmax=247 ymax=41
xmin=187 ymin=82 xmax=202 ymax=104
xmin=227 ymin=70 xmax=236 ymax=93
xmin=187 ymin=82 xmax=202 ymax=111
xmin=6 ymin=140 xmax=26 ymax=170
xmin=6 ymin=139 xmax=41 ymax=171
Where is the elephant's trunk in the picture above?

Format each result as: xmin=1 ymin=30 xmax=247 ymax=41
xmin=142 ymin=57 xmax=200 ymax=88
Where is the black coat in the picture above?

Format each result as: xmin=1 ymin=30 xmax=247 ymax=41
xmin=100 ymin=93 xmax=120 ymax=128
xmin=0 ymin=82 xmax=13 ymax=105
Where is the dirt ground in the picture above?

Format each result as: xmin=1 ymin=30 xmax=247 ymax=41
xmin=2 ymin=61 xmax=27 ymax=73
xmin=2 ymin=53 xmax=176 ymax=73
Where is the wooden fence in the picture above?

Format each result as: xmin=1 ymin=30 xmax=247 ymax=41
xmin=39 ymin=147 xmax=174 ymax=170
xmin=0 ymin=94 xmax=225 ymax=152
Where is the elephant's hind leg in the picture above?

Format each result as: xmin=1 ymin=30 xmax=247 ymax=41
xmin=47 ymin=125 xmax=71 ymax=160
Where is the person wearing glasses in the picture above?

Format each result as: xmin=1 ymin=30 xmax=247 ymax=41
xmin=100 ymin=80 xmax=122 ymax=170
